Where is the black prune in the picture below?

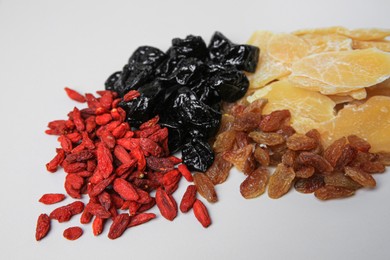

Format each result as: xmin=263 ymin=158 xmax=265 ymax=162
xmin=117 ymin=63 xmax=155 ymax=95
xmin=208 ymin=31 xmax=233 ymax=61
xmin=209 ymin=67 xmax=249 ymax=102
xmin=105 ymin=71 xmax=122 ymax=91
xmin=190 ymin=78 xmax=221 ymax=106
xmin=167 ymin=87 xmax=221 ymax=138
xmin=159 ymin=121 xmax=185 ymax=153
xmin=128 ymin=46 xmax=167 ymax=69
xmin=170 ymin=35 xmax=208 ymax=60
xmin=167 ymin=58 xmax=206 ymax=86
xmin=208 ymin=31 xmax=259 ymax=73
xmin=182 ymin=138 xmax=214 ymax=172
xmin=119 ymin=80 xmax=165 ymax=126
xmin=223 ymin=44 xmax=259 ymax=73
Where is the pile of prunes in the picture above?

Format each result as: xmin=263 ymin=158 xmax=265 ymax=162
xmin=105 ymin=32 xmax=259 ymax=172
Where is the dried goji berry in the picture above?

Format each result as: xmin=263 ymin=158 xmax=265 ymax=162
xmin=155 ymin=187 xmax=177 ymax=221
xmin=177 ymin=164 xmax=193 ymax=182
xmin=113 ymin=178 xmax=139 ymax=201
xmin=128 ymin=213 xmax=156 ymax=228
xmin=63 ymin=226 xmax=83 ymax=240
xmin=193 ymin=199 xmax=211 ymax=228
xmin=92 ymin=217 xmax=104 ymax=236
xmin=35 ymin=214 xmax=51 ymax=241
xmin=39 ymin=193 xmax=66 ymax=205
xmin=64 ymin=87 xmax=86 ymax=103
xmin=108 ymin=213 xmax=130 ymax=239
xmin=180 ymin=185 xmax=197 ymax=213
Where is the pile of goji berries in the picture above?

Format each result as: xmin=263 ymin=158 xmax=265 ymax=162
xmin=36 ymin=88 xmax=211 ymax=241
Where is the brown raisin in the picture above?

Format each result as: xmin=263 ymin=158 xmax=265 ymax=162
xmin=295 ymin=166 xmax=315 ymax=178
xmin=254 ymin=146 xmax=270 ymax=166
xmin=298 ymin=152 xmax=333 ymax=173
xmin=260 ymin=110 xmax=291 ymax=132
xmin=232 ymin=112 xmax=263 ymax=132
xmin=360 ymin=161 xmax=386 ymax=173
xmin=294 ymin=175 xmax=325 ymax=193
xmin=344 ymin=166 xmax=376 ymax=188
xmin=213 ymin=130 xmax=236 ymax=153
xmin=314 ymin=186 xmax=355 ymax=200
xmin=377 ymin=152 xmax=390 ymax=166
xmin=323 ymin=172 xmax=362 ymax=190
xmin=193 ymin=172 xmax=218 ymax=203
xmin=286 ymin=133 xmax=317 ymax=151
xmin=268 ymin=163 xmax=295 ymax=199
xmin=240 ymin=167 xmax=269 ymax=199
xmin=347 ymin=135 xmax=371 ymax=152
xmin=205 ymin=153 xmax=233 ymax=185
xmin=281 ymin=149 xmax=297 ymax=167
xmin=323 ymin=137 xmax=347 ymax=167
xmin=248 ymin=131 xmax=285 ymax=146
xmin=223 ymin=144 xmax=256 ymax=175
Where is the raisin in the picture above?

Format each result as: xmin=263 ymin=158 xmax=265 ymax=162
xmin=232 ymin=112 xmax=262 ymax=132
xmin=377 ymin=152 xmax=390 ymax=166
xmin=240 ymin=167 xmax=269 ymax=199
xmin=298 ymin=152 xmax=333 ymax=173
xmin=294 ymin=175 xmax=325 ymax=193
xmin=286 ymin=133 xmax=317 ymax=151
xmin=213 ymin=130 xmax=236 ymax=153
xmin=254 ymin=146 xmax=270 ymax=166
xmin=268 ymin=163 xmax=295 ymax=199
xmin=193 ymin=172 xmax=218 ymax=203
xmin=205 ymin=153 xmax=233 ymax=185
xmin=259 ymin=110 xmax=290 ymax=132
xmin=360 ymin=161 xmax=386 ymax=173
xmin=334 ymin=144 xmax=357 ymax=171
xmin=223 ymin=144 xmax=256 ymax=175
xmin=281 ymin=149 xmax=297 ymax=167
xmin=347 ymin=135 xmax=371 ymax=152
xmin=248 ymin=131 xmax=285 ymax=146
xmin=324 ymin=172 xmax=362 ymax=190
xmin=323 ymin=137 xmax=347 ymax=167
xmin=314 ymin=186 xmax=355 ymax=200
xmin=295 ymin=166 xmax=315 ymax=178
xmin=344 ymin=166 xmax=376 ymax=188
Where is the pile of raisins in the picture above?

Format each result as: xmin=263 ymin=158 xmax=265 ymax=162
xmin=104 ymin=32 xmax=259 ymax=172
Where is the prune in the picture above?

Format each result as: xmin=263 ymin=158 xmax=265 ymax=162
xmin=165 ymin=87 xmax=221 ymax=139
xmin=209 ymin=67 xmax=249 ymax=102
xmin=128 ymin=46 xmax=167 ymax=69
xmin=166 ymin=58 xmax=206 ymax=86
xmin=105 ymin=71 xmax=122 ymax=91
xmin=119 ymin=63 xmax=155 ymax=96
xmin=182 ymin=138 xmax=214 ymax=172
xmin=119 ymin=80 xmax=165 ymax=126
xmin=208 ymin=31 xmax=260 ymax=72
xmin=190 ymin=78 xmax=221 ymax=106
xmin=171 ymin=35 xmax=208 ymax=60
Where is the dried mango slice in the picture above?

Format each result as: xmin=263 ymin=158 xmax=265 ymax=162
xmin=267 ymin=33 xmax=310 ymax=63
xmin=352 ymin=40 xmax=390 ymax=52
xmin=319 ymin=96 xmax=390 ymax=153
xmin=300 ymin=34 xmax=352 ymax=54
xmin=334 ymin=88 xmax=367 ymax=100
xmin=294 ymin=26 xmax=390 ymax=41
xmin=289 ymin=48 xmax=390 ymax=94
xmin=247 ymin=80 xmax=335 ymax=133
xmin=247 ymin=31 xmax=290 ymax=89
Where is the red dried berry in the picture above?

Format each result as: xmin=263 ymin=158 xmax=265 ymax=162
xmin=35 ymin=214 xmax=51 ymax=241
xmin=63 ymin=227 xmax=83 ymax=240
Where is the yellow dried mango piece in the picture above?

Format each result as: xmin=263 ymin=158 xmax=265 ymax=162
xmin=327 ymin=95 xmax=354 ymax=104
xmin=334 ymin=88 xmax=367 ymax=100
xmin=352 ymin=40 xmax=390 ymax=52
xmin=294 ymin=26 xmax=390 ymax=41
xmin=289 ymin=48 xmax=390 ymax=94
xmin=319 ymin=96 xmax=390 ymax=153
xmin=267 ymin=33 xmax=310 ymax=63
xmin=247 ymin=80 xmax=335 ymax=133
xmin=300 ymin=33 xmax=352 ymax=53
xmin=247 ymin=31 xmax=290 ymax=89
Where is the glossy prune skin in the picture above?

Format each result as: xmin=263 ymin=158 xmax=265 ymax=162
xmin=209 ymin=66 xmax=249 ymax=102
xmin=208 ymin=31 xmax=259 ymax=73
xmin=170 ymin=35 xmax=208 ymax=60
xmin=182 ymin=138 xmax=215 ymax=172
xmin=128 ymin=46 xmax=167 ymax=69
xmin=105 ymin=71 xmax=122 ymax=91
xmin=119 ymin=80 xmax=165 ymax=126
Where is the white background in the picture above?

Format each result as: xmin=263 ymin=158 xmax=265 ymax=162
xmin=0 ymin=0 xmax=389 ymax=259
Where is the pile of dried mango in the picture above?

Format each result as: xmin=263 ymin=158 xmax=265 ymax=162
xmin=245 ymin=26 xmax=390 ymax=153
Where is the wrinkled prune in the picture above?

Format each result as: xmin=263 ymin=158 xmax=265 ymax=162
xmin=105 ymin=71 xmax=122 ymax=91
xmin=119 ymin=63 xmax=155 ymax=96
xmin=182 ymin=138 xmax=214 ymax=172
xmin=120 ymin=81 xmax=165 ymax=126
xmin=209 ymin=67 xmax=249 ymax=102
xmin=128 ymin=46 xmax=167 ymax=69
xmin=190 ymin=78 xmax=221 ymax=106
xmin=208 ymin=31 xmax=260 ymax=72
xmin=166 ymin=58 xmax=206 ymax=86
xmin=171 ymin=35 xmax=208 ymax=60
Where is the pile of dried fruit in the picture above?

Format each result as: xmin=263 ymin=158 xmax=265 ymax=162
xmin=37 ymin=89 xmax=210 ymax=241
xmin=37 ymin=27 xmax=390 ymax=241
xmin=208 ymin=98 xmax=390 ymax=200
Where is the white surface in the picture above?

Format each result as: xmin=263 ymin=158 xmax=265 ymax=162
xmin=0 ymin=0 xmax=389 ymax=259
